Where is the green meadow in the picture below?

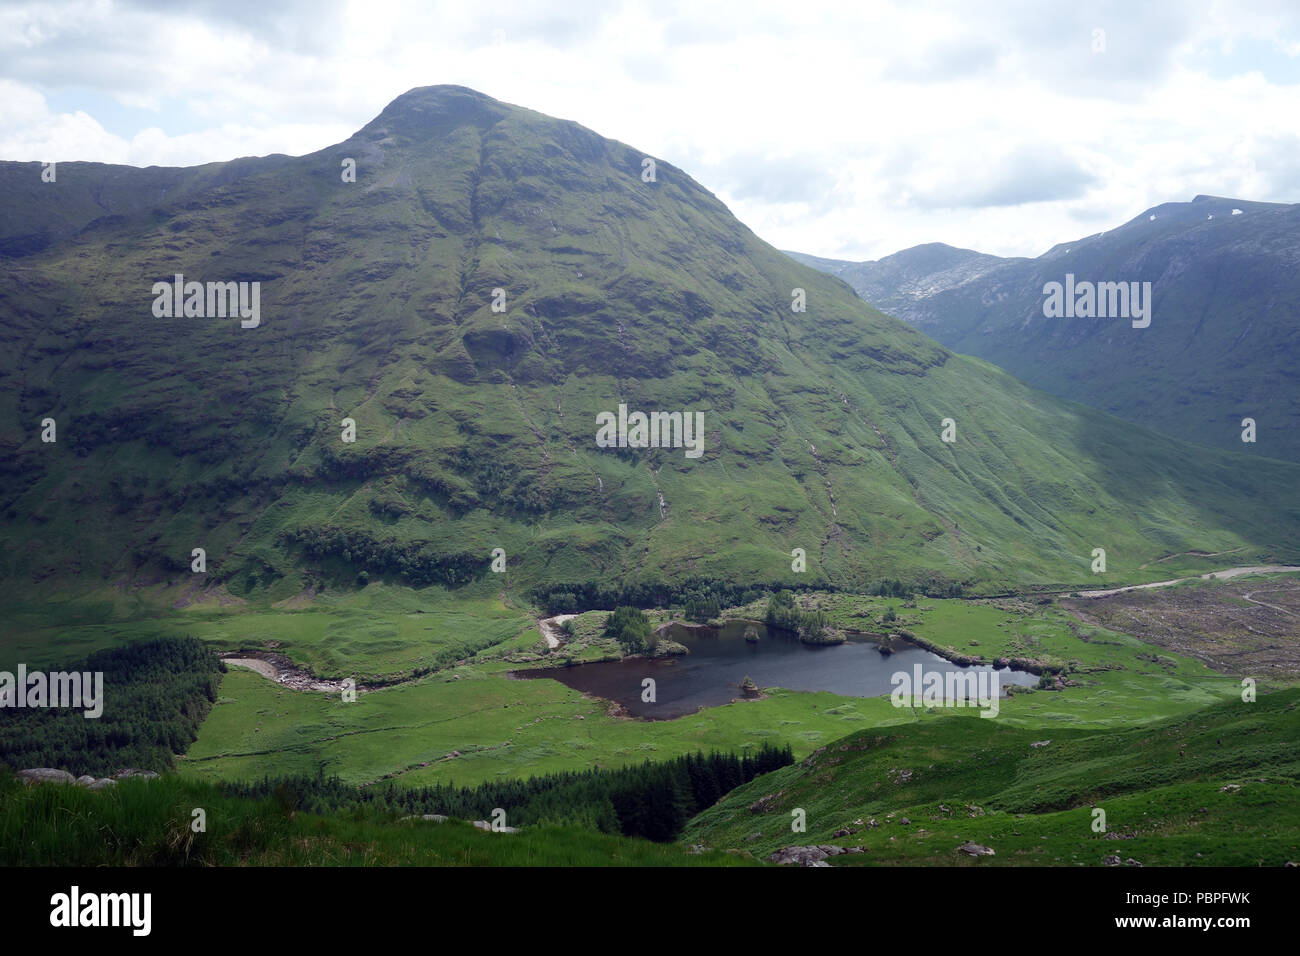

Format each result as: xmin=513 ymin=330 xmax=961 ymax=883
xmin=163 ymin=587 xmax=1250 ymax=789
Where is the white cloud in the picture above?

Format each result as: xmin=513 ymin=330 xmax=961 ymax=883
xmin=1 ymin=0 xmax=1298 ymax=258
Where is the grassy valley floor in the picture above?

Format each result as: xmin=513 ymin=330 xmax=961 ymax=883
xmin=3 ymin=574 xmax=1296 ymax=866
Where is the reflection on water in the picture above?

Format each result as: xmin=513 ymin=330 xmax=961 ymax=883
xmin=515 ymin=620 xmax=1037 ymax=719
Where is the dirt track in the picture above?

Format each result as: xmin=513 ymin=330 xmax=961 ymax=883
xmin=1073 ymin=565 xmax=1300 ymax=598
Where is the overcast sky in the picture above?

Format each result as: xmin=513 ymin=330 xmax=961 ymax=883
xmin=3 ymin=0 xmax=1299 ymax=260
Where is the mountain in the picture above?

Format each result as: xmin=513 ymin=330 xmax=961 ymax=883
xmin=1 ymin=87 xmax=1298 ymax=603
xmin=787 ymin=242 xmax=1012 ymax=321
xmin=790 ymin=195 xmax=1300 ymax=460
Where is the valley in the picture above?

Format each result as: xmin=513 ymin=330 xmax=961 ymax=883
xmin=11 ymin=575 xmax=1267 ymax=791
xmin=1 ymin=84 xmax=1296 ymax=871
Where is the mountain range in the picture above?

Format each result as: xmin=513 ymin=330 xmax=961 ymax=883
xmin=2 ymin=86 xmax=1298 ymax=604
xmin=789 ymin=195 xmax=1300 ymax=461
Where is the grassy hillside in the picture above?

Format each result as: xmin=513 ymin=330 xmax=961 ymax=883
xmin=1 ymin=88 xmax=1298 ymax=611
xmin=684 ymin=686 xmax=1300 ymax=866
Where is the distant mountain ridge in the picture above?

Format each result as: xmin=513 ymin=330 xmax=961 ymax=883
xmin=789 ymin=195 xmax=1300 ymax=460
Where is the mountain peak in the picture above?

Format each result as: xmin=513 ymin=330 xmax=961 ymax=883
xmin=358 ymin=84 xmax=513 ymax=141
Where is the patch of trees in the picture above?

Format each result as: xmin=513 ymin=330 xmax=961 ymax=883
xmin=765 ymin=589 xmax=834 ymax=642
xmin=541 ymin=578 xmax=968 ymax=618
xmin=224 ymin=742 xmax=795 ymax=842
xmin=316 ymin=442 xmax=411 ymax=482
xmin=0 ymin=637 xmax=223 ymax=776
xmin=874 ymin=577 xmax=966 ymax=599
xmin=537 ymin=577 xmax=766 ymax=615
xmin=278 ymin=527 xmax=483 ymax=587
xmin=603 ymin=606 xmax=652 ymax=654
xmin=539 ymin=576 xmax=971 ymax=618
xmin=684 ymin=595 xmax=721 ymax=623
xmin=446 ymin=446 xmax=555 ymax=515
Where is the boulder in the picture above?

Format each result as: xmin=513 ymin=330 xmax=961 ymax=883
xmin=75 ymin=775 xmax=97 ymax=787
xmin=956 ymin=842 xmax=996 ymax=857
xmin=17 ymin=768 xmax=75 ymax=786
xmin=768 ymin=845 xmax=852 ymax=866
xmin=472 ymin=820 xmax=518 ymax=833
xmin=87 ymin=778 xmax=117 ymax=790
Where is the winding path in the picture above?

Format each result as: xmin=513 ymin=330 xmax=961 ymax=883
xmin=1073 ymin=565 xmax=1300 ymax=599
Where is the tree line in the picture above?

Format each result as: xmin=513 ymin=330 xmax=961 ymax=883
xmin=224 ymin=742 xmax=795 ymax=843
xmin=277 ymin=526 xmax=483 ymax=587
xmin=0 ymin=637 xmax=223 ymax=776
xmin=538 ymin=575 xmax=968 ymax=616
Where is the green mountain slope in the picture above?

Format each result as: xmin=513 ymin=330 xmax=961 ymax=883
xmin=1 ymin=87 xmax=1298 ymax=602
xmin=684 ymin=687 xmax=1300 ymax=866
xmin=791 ymin=195 xmax=1300 ymax=460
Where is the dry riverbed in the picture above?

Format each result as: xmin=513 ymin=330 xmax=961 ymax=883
xmin=221 ymin=652 xmax=359 ymax=693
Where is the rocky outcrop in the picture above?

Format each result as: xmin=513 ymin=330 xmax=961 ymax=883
xmin=767 ymin=845 xmax=866 ymax=866
xmin=650 ymin=639 xmax=689 ymax=658
xmin=16 ymin=767 xmax=157 ymax=788
xmin=749 ymin=790 xmax=786 ymax=813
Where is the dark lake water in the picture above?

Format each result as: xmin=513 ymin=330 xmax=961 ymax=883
xmin=516 ymin=620 xmax=1037 ymax=719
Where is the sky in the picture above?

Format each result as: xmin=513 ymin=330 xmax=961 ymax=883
xmin=2 ymin=0 xmax=1299 ymax=261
